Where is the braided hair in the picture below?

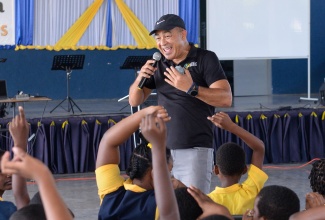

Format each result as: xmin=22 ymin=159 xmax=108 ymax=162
xmin=309 ymin=159 xmax=325 ymax=195
xmin=126 ymin=133 xmax=172 ymax=180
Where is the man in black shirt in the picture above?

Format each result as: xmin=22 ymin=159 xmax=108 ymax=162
xmin=128 ymin=14 xmax=232 ymax=193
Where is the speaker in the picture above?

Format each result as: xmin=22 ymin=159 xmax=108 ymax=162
xmin=319 ymin=82 xmax=325 ymax=106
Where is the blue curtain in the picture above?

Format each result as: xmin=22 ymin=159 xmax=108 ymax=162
xmin=106 ymin=0 xmax=112 ymax=47
xmin=179 ymin=0 xmax=199 ymax=44
xmin=15 ymin=0 xmax=34 ymax=45
xmin=2 ymin=111 xmax=325 ymax=174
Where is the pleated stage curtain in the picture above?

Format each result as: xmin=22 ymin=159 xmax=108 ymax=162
xmin=1 ymin=110 xmax=325 ymax=174
xmin=213 ymin=110 xmax=325 ymax=164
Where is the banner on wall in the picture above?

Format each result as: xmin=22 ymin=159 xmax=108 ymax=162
xmin=0 ymin=0 xmax=15 ymax=45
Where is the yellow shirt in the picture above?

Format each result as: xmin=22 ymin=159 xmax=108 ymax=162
xmin=208 ymin=164 xmax=268 ymax=215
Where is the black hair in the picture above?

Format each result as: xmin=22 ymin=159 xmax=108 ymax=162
xmin=126 ymin=142 xmax=153 ymax=180
xmin=201 ymin=215 xmax=231 ymax=220
xmin=215 ymin=142 xmax=246 ymax=176
xmin=309 ymin=159 xmax=325 ymax=195
xmin=126 ymin=133 xmax=172 ymax=180
xmin=257 ymin=185 xmax=300 ymax=220
xmin=9 ymin=204 xmax=46 ymax=220
xmin=175 ymin=187 xmax=203 ymax=220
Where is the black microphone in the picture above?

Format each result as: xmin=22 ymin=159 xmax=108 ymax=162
xmin=138 ymin=52 xmax=162 ymax=89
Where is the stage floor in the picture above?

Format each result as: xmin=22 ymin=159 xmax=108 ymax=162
xmin=1 ymin=93 xmax=323 ymax=119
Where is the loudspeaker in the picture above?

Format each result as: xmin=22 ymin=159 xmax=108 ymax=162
xmin=319 ymin=82 xmax=325 ymax=106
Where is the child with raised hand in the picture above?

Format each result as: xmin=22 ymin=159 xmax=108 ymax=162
xmin=1 ymin=147 xmax=73 ymax=220
xmin=1 ymin=106 xmax=73 ymax=220
xmin=207 ymin=112 xmax=268 ymax=215
xmin=140 ymin=113 xmax=180 ymax=220
xmin=8 ymin=106 xmax=30 ymax=209
xmin=96 ymin=105 xmax=181 ymax=220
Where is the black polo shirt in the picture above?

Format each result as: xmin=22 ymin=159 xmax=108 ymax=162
xmin=144 ymin=44 xmax=227 ymax=149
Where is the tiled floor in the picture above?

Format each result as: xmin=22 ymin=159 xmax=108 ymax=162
xmin=0 ymin=93 xmax=323 ymax=219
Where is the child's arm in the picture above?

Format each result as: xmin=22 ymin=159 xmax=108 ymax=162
xmin=96 ymin=106 xmax=170 ymax=168
xmin=187 ymin=185 xmax=234 ymax=220
xmin=289 ymin=206 xmax=325 ymax=220
xmin=140 ymin=114 xmax=180 ymax=220
xmin=9 ymin=106 xmax=30 ymax=209
xmin=208 ymin=112 xmax=265 ymax=169
xmin=1 ymin=147 xmax=73 ymax=220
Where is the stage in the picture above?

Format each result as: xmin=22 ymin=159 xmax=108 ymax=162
xmin=0 ymin=93 xmax=324 ymax=174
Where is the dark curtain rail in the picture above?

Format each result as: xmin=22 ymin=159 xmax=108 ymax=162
xmin=0 ymin=109 xmax=324 ymax=174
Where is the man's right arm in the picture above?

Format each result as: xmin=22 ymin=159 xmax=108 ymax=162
xmin=128 ymin=80 xmax=152 ymax=107
xmin=129 ymin=60 xmax=156 ymax=106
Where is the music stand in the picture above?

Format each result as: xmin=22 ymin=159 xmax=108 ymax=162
xmin=119 ymin=55 xmax=152 ymax=103
xmin=119 ymin=55 xmax=152 ymax=147
xmin=50 ymin=55 xmax=85 ymax=114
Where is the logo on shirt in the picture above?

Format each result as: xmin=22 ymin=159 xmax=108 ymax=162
xmin=184 ymin=62 xmax=197 ymax=69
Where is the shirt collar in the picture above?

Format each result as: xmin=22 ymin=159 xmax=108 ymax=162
xmin=123 ymin=178 xmax=147 ymax=192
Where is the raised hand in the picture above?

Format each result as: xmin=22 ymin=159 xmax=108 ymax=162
xmin=207 ymin=112 xmax=235 ymax=131
xmin=305 ymin=192 xmax=325 ymax=210
xmin=140 ymin=113 xmax=167 ymax=148
xmin=9 ymin=106 xmax=29 ymax=150
xmin=187 ymin=185 xmax=234 ymax=220
xmin=1 ymin=147 xmax=46 ymax=181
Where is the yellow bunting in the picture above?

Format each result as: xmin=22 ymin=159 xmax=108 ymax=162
xmin=55 ymin=0 xmax=104 ymax=47
xmin=260 ymin=114 xmax=267 ymax=120
xmin=115 ymin=0 xmax=156 ymax=47
xmin=62 ymin=120 xmax=69 ymax=129
xmin=311 ymin=112 xmax=317 ymax=117
xmin=108 ymin=119 xmax=117 ymax=125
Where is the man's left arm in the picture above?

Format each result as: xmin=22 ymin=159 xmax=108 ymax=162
xmin=195 ymin=79 xmax=232 ymax=107
xmin=165 ymin=67 xmax=232 ymax=107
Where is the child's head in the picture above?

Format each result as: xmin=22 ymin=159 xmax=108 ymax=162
xmin=215 ymin=143 xmax=246 ymax=176
xmin=252 ymin=185 xmax=300 ymax=220
xmin=126 ymin=134 xmax=173 ymax=180
xmin=175 ymin=187 xmax=203 ymax=220
xmin=309 ymin=159 xmax=325 ymax=195
xmin=0 ymin=149 xmax=12 ymax=194
xmin=9 ymin=204 xmax=46 ymax=220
